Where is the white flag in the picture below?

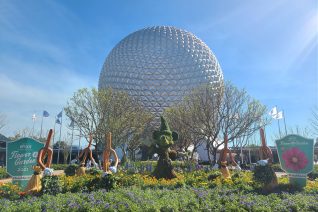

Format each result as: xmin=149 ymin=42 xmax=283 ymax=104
xmin=32 ymin=114 xmax=36 ymax=121
xmin=273 ymin=111 xmax=283 ymax=120
xmin=269 ymin=107 xmax=278 ymax=117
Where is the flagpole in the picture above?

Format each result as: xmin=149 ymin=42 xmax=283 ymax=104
xmin=31 ymin=114 xmax=36 ymax=137
xmin=78 ymin=130 xmax=81 ymax=157
xmin=276 ymin=105 xmax=282 ymax=138
xmin=57 ymin=115 xmax=62 ymax=164
xmin=277 ymin=119 xmax=282 ymax=138
xmin=283 ymin=110 xmax=287 ymax=136
xmin=40 ymin=115 xmax=44 ymax=139
xmin=52 ymin=120 xmax=56 ymax=151
xmin=69 ymin=125 xmax=74 ymax=162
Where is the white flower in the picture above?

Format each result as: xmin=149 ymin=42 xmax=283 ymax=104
xmin=212 ymin=164 xmax=219 ymax=170
xmin=43 ymin=168 xmax=54 ymax=176
xmin=235 ymin=165 xmax=242 ymax=171
xmin=257 ymin=159 xmax=268 ymax=166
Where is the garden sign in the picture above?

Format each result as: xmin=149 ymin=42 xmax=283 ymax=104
xmin=6 ymin=137 xmax=44 ymax=189
xmin=276 ymin=134 xmax=314 ymax=188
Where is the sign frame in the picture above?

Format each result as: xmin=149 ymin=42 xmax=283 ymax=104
xmin=275 ymin=134 xmax=314 ymax=188
xmin=6 ymin=137 xmax=44 ymax=188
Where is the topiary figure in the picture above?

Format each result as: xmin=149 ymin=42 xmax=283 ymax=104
xmin=169 ymin=150 xmax=178 ymax=161
xmin=152 ymin=116 xmax=178 ymax=179
xmin=254 ymin=127 xmax=278 ymax=191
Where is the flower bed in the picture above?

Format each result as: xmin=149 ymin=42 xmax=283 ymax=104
xmin=0 ymin=168 xmax=10 ymax=180
xmin=0 ymin=187 xmax=318 ymax=211
xmin=0 ymin=167 xmax=318 ymax=211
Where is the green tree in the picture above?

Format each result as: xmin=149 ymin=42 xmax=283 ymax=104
xmin=310 ymin=106 xmax=318 ymax=137
xmin=54 ymin=140 xmax=71 ymax=164
xmin=64 ymin=87 xmax=153 ymax=160
xmin=164 ymin=103 xmax=203 ymax=160
xmin=165 ymin=82 xmax=268 ymax=164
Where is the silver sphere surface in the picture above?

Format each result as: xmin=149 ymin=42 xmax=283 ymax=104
xmin=99 ymin=26 xmax=224 ymax=119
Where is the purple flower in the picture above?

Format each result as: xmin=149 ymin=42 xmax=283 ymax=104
xmin=104 ymin=203 xmax=110 ymax=209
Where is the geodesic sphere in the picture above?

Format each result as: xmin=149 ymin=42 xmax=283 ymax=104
xmin=99 ymin=26 xmax=224 ymax=119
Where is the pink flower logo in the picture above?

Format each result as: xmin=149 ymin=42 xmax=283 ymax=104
xmin=282 ymin=147 xmax=308 ymax=172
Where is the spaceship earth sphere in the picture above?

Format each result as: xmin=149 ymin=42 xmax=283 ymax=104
xmin=99 ymin=26 xmax=224 ymax=119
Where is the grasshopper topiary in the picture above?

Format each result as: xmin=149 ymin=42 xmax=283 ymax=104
xmin=151 ymin=116 xmax=178 ymax=179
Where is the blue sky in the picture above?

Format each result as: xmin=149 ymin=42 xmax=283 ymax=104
xmin=0 ymin=0 xmax=317 ymax=145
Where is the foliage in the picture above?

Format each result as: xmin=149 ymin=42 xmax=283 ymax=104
xmin=53 ymin=141 xmax=71 ymax=164
xmin=0 ymin=183 xmax=21 ymax=200
xmin=253 ymin=164 xmax=277 ymax=185
xmin=99 ymin=174 xmax=117 ymax=191
xmin=310 ymin=106 xmax=318 ymax=136
xmin=86 ymin=167 xmax=103 ymax=175
xmin=1 ymin=186 xmax=318 ymax=211
xmin=61 ymin=174 xmax=93 ymax=193
xmin=309 ymin=166 xmax=318 ymax=180
xmin=169 ymin=149 xmax=178 ymax=161
xmin=0 ymin=167 xmax=10 ymax=179
xmin=165 ymin=82 xmax=268 ymax=164
xmin=151 ymin=116 xmax=178 ymax=179
xmin=64 ymin=164 xmax=78 ymax=176
xmin=208 ymin=170 xmax=222 ymax=181
xmin=41 ymin=176 xmax=62 ymax=195
xmin=271 ymin=163 xmax=284 ymax=172
xmin=64 ymin=87 xmax=153 ymax=155
xmin=50 ymin=164 xmax=68 ymax=170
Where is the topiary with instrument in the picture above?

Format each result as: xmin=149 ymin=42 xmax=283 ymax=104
xmin=151 ymin=116 xmax=178 ymax=179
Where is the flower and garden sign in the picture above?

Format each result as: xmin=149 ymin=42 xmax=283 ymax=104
xmin=276 ymin=134 xmax=314 ymax=188
xmin=6 ymin=137 xmax=44 ymax=189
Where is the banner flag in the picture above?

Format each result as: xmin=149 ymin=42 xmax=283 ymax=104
xmin=43 ymin=110 xmax=49 ymax=117
xmin=273 ymin=111 xmax=283 ymax=120
xmin=269 ymin=107 xmax=278 ymax=117
xmin=57 ymin=111 xmax=63 ymax=118
xmin=56 ymin=118 xmax=61 ymax=125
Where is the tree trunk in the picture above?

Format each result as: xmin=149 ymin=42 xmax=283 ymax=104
xmin=212 ymin=148 xmax=218 ymax=165
xmin=190 ymin=147 xmax=197 ymax=160
xmin=206 ymin=143 xmax=212 ymax=164
xmin=120 ymin=146 xmax=127 ymax=164
xmin=153 ymin=149 xmax=177 ymax=179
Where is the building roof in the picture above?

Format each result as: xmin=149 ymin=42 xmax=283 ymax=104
xmin=0 ymin=133 xmax=9 ymax=142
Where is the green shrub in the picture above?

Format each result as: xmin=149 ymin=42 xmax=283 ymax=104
xmin=99 ymin=174 xmax=117 ymax=191
xmin=308 ymin=165 xmax=318 ymax=180
xmin=0 ymin=183 xmax=21 ymax=200
xmin=208 ymin=171 xmax=221 ymax=181
xmin=0 ymin=167 xmax=10 ymax=179
xmin=51 ymin=164 xmax=69 ymax=170
xmin=271 ymin=163 xmax=283 ymax=172
xmin=85 ymin=167 xmax=103 ymax=175
xmin=64 ymin=164 xmax=78 ymax=176
xmin=1 ymin=187 xmax=318 ymax=211
xmin=253 ymin=164 xmax=277 ymax=185
xmin=41 ymin=176 xmax=62 ymax=195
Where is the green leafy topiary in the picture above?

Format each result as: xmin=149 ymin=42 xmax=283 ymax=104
xmin=208 ymin=171 xmax=222 ymax=181
xmin=85 ymin=167 xmax=103 ymax=175
xmin=41 ymin=175 xmax=62 ymax=195
xmin=151 ymin=116 xmax=178 ymax=179
xmin=64 ymin=164 xmax=78 ymax=176
xmin=169 ymin=150 xmax=178 ymax=161
xmin=253 ymin=164 xmax=278 ymax=187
